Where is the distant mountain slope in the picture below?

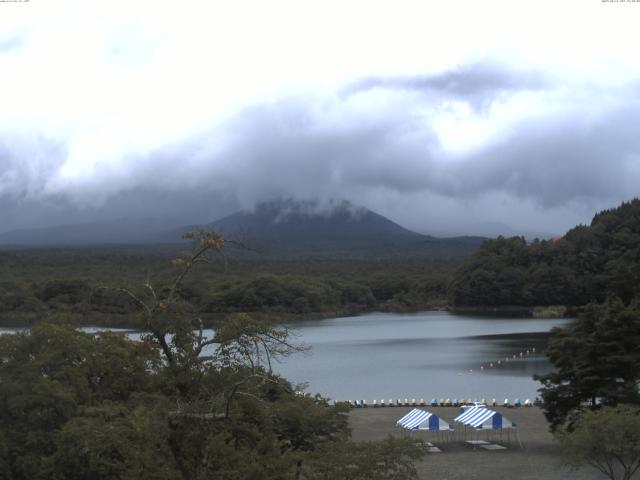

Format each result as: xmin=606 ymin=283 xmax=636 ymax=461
xmin=193 ymin=199 xmax=486 ymax=259
xmin=208 ymin=199 xmax=421 ymax=240
xmin=0 ymin=217 xmax=179 ymax=246
xmin=0 ymin=199 xmax=486 ymax=259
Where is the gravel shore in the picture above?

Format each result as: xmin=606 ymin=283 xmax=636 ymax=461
xmin=349 ymin=406 xmax=610 ymax=480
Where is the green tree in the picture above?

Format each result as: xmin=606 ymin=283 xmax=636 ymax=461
xmin=1 ymin=229 xmax=426 ymax=479
xmin=557 ymin=404 xmax=640 ymax=480
xmin=536 ymin=297 xmax=640 ymax=430
xmin=451 ymin=198 xmax=640 ymax=308
xmin=0 ymin=322 xmax=161 ymax=480
xmin=302 ymin=436 xmax=424 ymax=480
xmin=51 ymin=397 xmax=180 ymax=480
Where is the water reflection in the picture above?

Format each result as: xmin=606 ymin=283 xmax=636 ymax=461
xmin=0 ymin=312 xmax=571 ymax=402
xmin=275 ymin=311 xmax=571 ymax=402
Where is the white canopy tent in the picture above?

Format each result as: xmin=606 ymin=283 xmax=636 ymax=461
xmin=453 ymin=406 xmax=521 ymax=447
xmin=396 ymin=408 xmax=453 ymax=431
xmin=459 ymin=408 xmax=516 ymax=429
xmin=396 ymin=408 xmax=453 ymax=444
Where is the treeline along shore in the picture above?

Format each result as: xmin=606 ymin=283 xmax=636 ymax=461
xmin=3 ymin=199 xmax=640 ymax=328
xmin=0 ymin=253 xmax=454 ymax=328
xmin=450 ymin=199 xmax=640 ymax=309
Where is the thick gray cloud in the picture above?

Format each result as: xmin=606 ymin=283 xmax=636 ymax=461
xmin=0 ymin=135 xmax=66 ymax=199
xmin=171 ymin=69 xmax=640 ymax=227
xmin=1 ymin=62 xmax=639 ymax=236
xmin=343 ymin=62 xmax=549 ymax=106
xmin=461 ymin=102 xmax=640 ymax=208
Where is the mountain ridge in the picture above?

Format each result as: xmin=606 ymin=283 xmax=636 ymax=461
xmin=206 ymin=199 xmax=425 ymax=240
xmin=0 ymin=217 xmax=181 ymax=247
xmin=0 ymin=199 xmax=486 ymax=258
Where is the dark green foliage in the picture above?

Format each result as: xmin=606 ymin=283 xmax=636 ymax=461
xmin=302 ymin=436 xmax=424 ymax=480
xmin=0 ymin=323 xmax=161 ymax=480
xmin=451 ymin=199 xmax=640 ymax=307
xmin=536 ymin=297 xmax=640 ymax=430
xmin=557 ymin=404 xmax=640 ymax=480
xmin=0 ymin=281 xmax=44 ymax=315
xmin=0 ymin=233 xmax=425 ymax=479
xmin=0 ymin=319 xmax=422 ymax=480
xmin=51 ymin=397 xmax=179 ymax=480
xmin=450 ymin=236 xmax=531 ymax=306
xmin=36 ymin=279 xmax=90 ymax=304
xmin=0 ymin=250 xmax=457 ymax=327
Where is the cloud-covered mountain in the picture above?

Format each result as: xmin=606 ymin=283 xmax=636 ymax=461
xmin=1 ymin=3 xmax=639 ymax=238
xmin=208 ymin=198 xmax=419 ymax=240
xmin=173 ymin=198 xmax=486 ymax=258
xmin=1 ymin=60 xmax=639 ymax=237
xmin=0 ymin=199 xmax=486 ymax=259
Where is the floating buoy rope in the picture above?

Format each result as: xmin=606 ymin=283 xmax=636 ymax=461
xmin=462 ymin=345 xmax=539 ymax=376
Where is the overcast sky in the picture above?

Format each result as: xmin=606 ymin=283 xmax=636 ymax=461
xmin=1 ymin=0 xmax=640 ymax=237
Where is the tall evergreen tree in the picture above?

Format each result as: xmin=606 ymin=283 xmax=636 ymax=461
xmin=536 ymin=297 xmax=640 ymax=430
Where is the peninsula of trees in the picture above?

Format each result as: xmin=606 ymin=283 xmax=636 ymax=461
xmin=450 ymin=199 xmax=640 ymax=309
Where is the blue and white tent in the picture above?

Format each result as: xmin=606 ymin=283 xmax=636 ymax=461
xmin=454 ymin=405 xmax=485 ymax=424
xmin=454 ymin=406 xmax=516 ymax=430
xmin=396 ymin=408 xmax=452 ymax=431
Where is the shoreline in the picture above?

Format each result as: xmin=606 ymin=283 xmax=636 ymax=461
xmin=0 ymin=304 xmax=576 ymax=330
xmin=341 ymin=399 xmax=539 ymax=408
xmin=449 ymin=304 xmax=579 ymax=318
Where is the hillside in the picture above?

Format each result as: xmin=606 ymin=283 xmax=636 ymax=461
xmin=200 ymin=199 xmax=485 ymax=259
xmin=0 ymin=217 xmax=180 ymax=247
xmin=209 ymin=199 xmax=419 ymax=240
xmin=204 ymin=198 xmax=417 ymax=255
xmin=450 ymin=198 xmax=640 ymax=308
xmin=0 ymin=199 xmax=485 ymax=259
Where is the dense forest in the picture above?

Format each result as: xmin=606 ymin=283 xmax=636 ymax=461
xmin=0 ymin=231 xmax=424 ymax=479
xmin=0 ymin=249 xmax=455 ymax=328
xmin=450 ymin=199 xmax=640 ymax=308
xmin=4 ymin=199 xmax=640 ymax=328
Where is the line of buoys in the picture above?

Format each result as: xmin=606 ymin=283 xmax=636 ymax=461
xmin=472 ymin=345 xmax=540 ymax=376
xmin=339 ymin=398 xmax=539 ymax=408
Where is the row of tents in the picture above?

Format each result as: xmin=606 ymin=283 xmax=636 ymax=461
xmin=396 ymin=405 xmax=522 ymax=447
xmin=396 ymin=405 xmax=516 ymax=431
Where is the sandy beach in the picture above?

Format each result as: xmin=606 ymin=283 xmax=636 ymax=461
xmin=349 ymin=406 xmax=610 ymax=480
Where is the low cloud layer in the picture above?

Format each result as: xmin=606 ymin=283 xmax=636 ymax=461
xmin=2 ymin=2 xmax=639 ymax=237
xmin=1 ymin=60 xmax=639 ymax=235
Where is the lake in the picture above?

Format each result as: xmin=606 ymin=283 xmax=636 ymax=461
xmin=275 ymin=311 xmax=571 ymax=403
xmin=1 ymin=311 xmax=570 ymax=403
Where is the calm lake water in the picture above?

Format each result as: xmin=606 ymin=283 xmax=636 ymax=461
xmin=1 ymin=311 xmax=571 ymax=403
xmin=275 ymin=311 xmax=571 ymax=402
